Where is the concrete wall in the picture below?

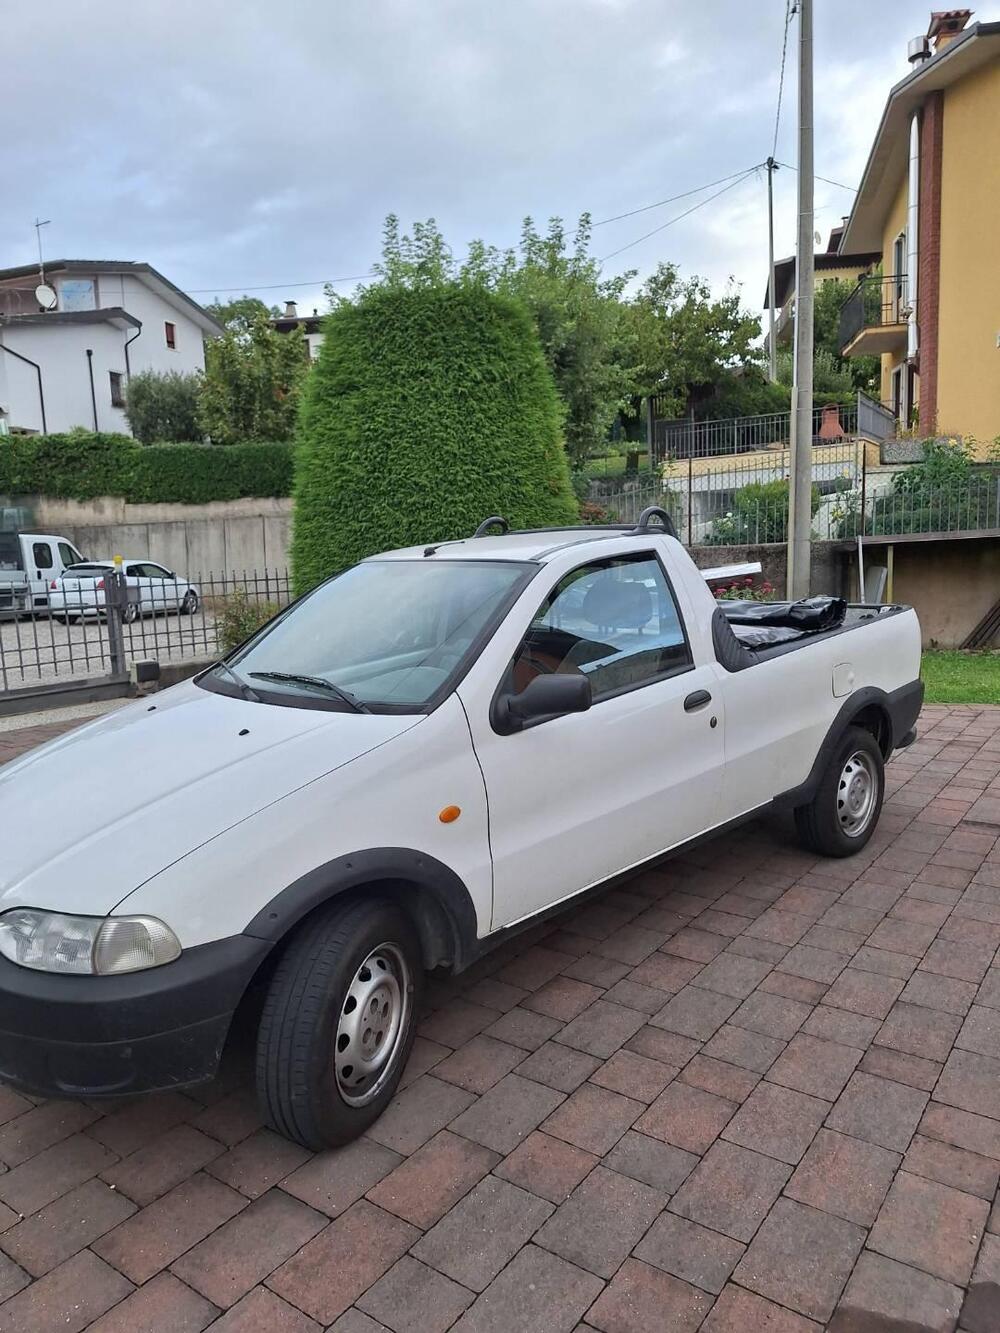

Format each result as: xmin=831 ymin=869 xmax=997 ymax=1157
xmin=938 ymin=60 xmax=1000 ymax=448
xmin=688 ymin=543 xmax=847 ymax=600
xmin=882 ymin=538 xmax=1000 ymax=648
xmin=25 ymin=495 xmax=293 ymax=578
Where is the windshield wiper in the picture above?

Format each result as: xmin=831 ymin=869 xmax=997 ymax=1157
xmin=211 ymin=659 xmax=261 ymax=702
xmin=248 ymin=671 xmax=371 ymax=713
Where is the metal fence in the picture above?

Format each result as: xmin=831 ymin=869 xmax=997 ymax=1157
xmin=839 ymin=274 xmax=907 ymax=351
xmin=594 ymin=452 xmax=1000 ymax=549
xmin=596 ymin=443 xmax=862 ymax=546
xmin=652 ymin=392 xmax=895 ymax=462
xmin=0 ymin=568 xmax=291 ymax=697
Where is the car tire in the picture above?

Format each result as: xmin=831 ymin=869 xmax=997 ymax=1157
xmin=123 ymin=602 xmax=139 ymax=624
xmin=794 ymin=724 xmax=884 ymax=857
xmin=181 ymin=590 xmax=199 ymax=615
xmin=256 ymin=898 xmax=422 ymax=1150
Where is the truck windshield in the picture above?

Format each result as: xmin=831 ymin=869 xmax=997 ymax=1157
xmin=208 ymin=559 xmax=534 ymax=710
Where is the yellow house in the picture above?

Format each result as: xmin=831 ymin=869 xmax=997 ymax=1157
xmin=839 ymin=10 xmax=1000 ymax=451
xmin=764 ymin=224 xmax=879 ymax=357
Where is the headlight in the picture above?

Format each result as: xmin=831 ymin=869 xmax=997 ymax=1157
xmin=0 ymin=910 xmax=181 ymax=975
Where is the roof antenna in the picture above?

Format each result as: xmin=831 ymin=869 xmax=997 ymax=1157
xmin=34 ymin=218 xmax=51 ymax=286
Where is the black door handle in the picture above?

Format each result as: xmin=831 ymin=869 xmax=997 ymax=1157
xmin=684 ymin=690 xmax=712 ymax=711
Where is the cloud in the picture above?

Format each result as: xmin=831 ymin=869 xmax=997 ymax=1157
xmin=2 ymin=0 xmax=996 ymax=323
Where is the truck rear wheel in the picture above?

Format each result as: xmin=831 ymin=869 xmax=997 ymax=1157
xmin=794 ymin=725 xmax=884 ymax=857
xmin=256 ymin=898 xmax=422 ymax=1150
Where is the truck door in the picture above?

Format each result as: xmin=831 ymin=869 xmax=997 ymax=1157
xmin=459 ymin=549 xmax=725 ymax=929
xmin=27 ymin=539 xmax=56 ymax=608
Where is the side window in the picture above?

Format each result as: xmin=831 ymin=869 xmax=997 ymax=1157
xmin=32 ymin=542 xmax=54 ymax=570
xmin=58 ymin=543 xmax=79 ymax=568
xmin=125 ymin=564 xmax=143 ymax=578
xmin=505 ymin=553 xmax=691 ymax=703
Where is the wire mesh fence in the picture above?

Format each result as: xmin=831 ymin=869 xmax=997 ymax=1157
xmin=0 ymin=569 xmax=292 ymax=695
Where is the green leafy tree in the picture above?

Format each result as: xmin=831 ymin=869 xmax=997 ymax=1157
xmin=198 ymin=312 xmax=308 ymax=445
xmin=364 ymin=216 xmax=632 ymax=470
xmin=124 ymin=370 xmax=201 ymax=443
xmin=204 ymin=295 xmax=280 ymax=331
xmin=812 ymin=278 xmax=879 ymax=395
xmin=291 ymin=281 xmax=577 ymax=592
xmin=619 ymin=263 xmax=764 ymax=422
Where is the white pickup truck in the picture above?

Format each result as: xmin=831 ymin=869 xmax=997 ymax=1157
xmin=0 ymin=511 xmax=923 ymax=1149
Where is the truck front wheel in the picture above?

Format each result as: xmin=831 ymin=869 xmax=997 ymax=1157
xmin=794 ymin=725 xmax=884 ymax=857
xmin=256 ymin=898 xmax=422 ymax=1150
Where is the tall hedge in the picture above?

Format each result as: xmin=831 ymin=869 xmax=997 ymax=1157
xmin=0 ymin=433 xmax=294 ymax=504
xmin=291 ymin=282 xmax=578 ymax=591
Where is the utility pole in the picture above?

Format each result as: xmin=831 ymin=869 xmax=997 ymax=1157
xmin=787 ymin=0 xmax=814 ymax=600
xmin=766 ymin=158 xmax=778 ymax=382
xmin=34 ymin=219 xmax=51 ymax=285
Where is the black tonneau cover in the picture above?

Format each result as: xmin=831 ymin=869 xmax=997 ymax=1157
xmin=718 ymin=596 xmax=847 ymax=651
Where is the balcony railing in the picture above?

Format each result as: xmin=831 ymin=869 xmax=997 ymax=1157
xmin=839 ymin=275 xmax=908 ymax=353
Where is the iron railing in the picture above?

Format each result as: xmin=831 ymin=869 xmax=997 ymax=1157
xmin=0 ymin=568 xmax=291 ymax=696
xmin=839 ymin=274 xmax=908 ymax=351
xmin=651 ymin=392 xmax=896 ymax=463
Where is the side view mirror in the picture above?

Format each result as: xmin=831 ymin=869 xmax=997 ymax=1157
xmin=498 ymin=672 xmax=592 ymax=733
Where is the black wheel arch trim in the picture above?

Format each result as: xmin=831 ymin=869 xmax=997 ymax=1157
xmin=773 ymin=678 xmax=923 ymax=812
xmin=242 ymin=847 xmax=481 ymax=974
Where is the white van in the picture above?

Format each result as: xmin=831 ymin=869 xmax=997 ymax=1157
xmin=0 ymin=533 xmax=87 ymax=614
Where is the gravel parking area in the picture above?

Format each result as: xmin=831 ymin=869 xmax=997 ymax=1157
xmin=0 ymin=611 xmax=218 ymax=691
xmin=0 ymin=705 xmax=999 ymax=1330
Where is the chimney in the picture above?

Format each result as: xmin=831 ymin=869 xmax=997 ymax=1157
xmin=927 ymin=10 xmax=973 ymax=52
xmin=283 ymin=300 xmax=298 ymax=319
xmin=907 ymin=35 xmax=932 ymax=64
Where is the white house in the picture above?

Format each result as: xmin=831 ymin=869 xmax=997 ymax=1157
xmin=0 ymin=260 xmax=222 ymax=435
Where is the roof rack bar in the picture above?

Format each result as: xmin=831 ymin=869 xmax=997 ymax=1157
xmin=632 ymin=506 xmax=678 ymax=538
xmin=473 ymin=516 xmax=510 ymax=538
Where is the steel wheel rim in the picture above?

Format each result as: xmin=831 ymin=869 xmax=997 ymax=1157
xmin=334 ymin=943 xmax=410 ymax=1107
xmin=837 ymin=750 xmax=878 ymax=837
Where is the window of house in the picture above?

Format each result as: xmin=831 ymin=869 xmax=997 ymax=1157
xmin=109 ymin=371 xmax=125 ymax=407
xmin=504 ymin=553 xmax=692 ymax=705
xmin=165 ymin=321 xmax=177 ymax=349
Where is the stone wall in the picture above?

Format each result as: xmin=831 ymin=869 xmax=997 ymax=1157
xmin=688 ymin=542 xmax=847 ymax=599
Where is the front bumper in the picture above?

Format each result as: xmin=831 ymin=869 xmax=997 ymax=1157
xmin=0 ymin=934 xmax=270 ymax=1098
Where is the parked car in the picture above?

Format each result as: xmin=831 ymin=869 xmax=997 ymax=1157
xmin=0 ymin=532 xmax=87 ymax=615
xmin=0 ymin=511 xmax=922 ymax=1149
xmin=49 ymin=560 xmax=200 ymax=623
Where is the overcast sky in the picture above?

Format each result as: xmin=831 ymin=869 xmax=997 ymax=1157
xmin=6 ymin=1 xmax=998 ymax=322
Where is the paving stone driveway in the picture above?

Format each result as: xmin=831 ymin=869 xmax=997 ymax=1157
xmin=1 ymin=705 xmax=1000 ymax=1331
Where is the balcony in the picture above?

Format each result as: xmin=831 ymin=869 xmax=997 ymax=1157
xmin=839 ymin=275 xmax=909 ymax=357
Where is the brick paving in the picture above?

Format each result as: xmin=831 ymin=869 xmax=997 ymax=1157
xmin=0 ymin=704 xmax=999 ymax=1329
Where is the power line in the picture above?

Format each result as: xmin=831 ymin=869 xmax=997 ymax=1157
xmin=772 ymin=0 xmax=795 ymax=158
xmin=599 ymin=166 xmax=763 ymax=263
xmin=593 ymin=167 xmax=761 ymax=227
xmin=775 ymin=160 xmax=856 ymax=192
xmin=187 ymin=273 xmax=375 ymax=294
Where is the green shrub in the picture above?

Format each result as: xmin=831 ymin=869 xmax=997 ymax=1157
xmin=706 ymin=479 xmax=820 ymax=545
xmin=0 ymin=432 xmax=294 ymax=504
xmin=291 ymin=281 xmax=578 ymax=592
xmin=215 ymin=587 xmax=280 ymax=654
xmin=128 ymin=442 xmax=294 ymax=504
xmin=125 ymin=370 xmax=202 ymax=443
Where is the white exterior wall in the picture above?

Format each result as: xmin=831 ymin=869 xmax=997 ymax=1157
xmin=1 ymin=321 xmax=129 ymax=434
xmin=0 ymin=267 xmax=215 ymax=435
xmin=87 ymin=273 xmax=207 ymax=376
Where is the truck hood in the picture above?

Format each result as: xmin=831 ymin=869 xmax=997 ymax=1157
xmin=0 ymin=681 xmax=422 ymax=917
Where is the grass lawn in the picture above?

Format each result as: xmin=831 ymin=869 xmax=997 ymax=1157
xmin=921 ymin=650 xmax=1000 ymax=705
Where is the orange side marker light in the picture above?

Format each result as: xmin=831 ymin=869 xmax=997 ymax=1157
xmin=438 ymin=805 xmax=462 ymax=824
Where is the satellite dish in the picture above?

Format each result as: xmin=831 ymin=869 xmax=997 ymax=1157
xmin=35 ymin=284 xmax=57 ymax=310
